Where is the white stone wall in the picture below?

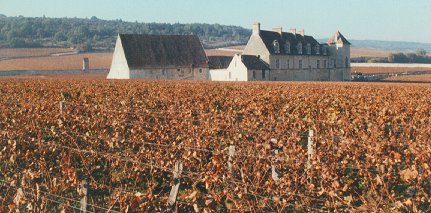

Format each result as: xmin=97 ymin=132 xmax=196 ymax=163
xmin=107 ymin=36 xmax=130 ymax=79
xmin=267 ymin=54 xmax=345 ymax=81
xmin=247 ymin=69 xmax=270 ymax=81
xmin=269 ymin=68 xmax=347 ymax=81
xmin=209 ymin=55 xmax=248 ymax=81
xmin=130 ymin=67 xmax=209 ymax=80
xmin=209 ymin=69 xmax=229 ymax=81
xmin=351 ymin=63 xmax=431 ymax=68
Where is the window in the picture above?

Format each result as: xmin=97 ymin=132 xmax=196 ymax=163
xmin=284 ymin=42 xmax=291 ymax=54
xmin=306 ymin=43 xmax=311 ymax=55
xmin=262 ymin=70 xmax=266 ymax=79
xmin=297 ymin=42 xmax=302 ymax=54
xmin=287 ymin=60 xmax=290 ymax=69
xmin=317 ymin=60 xmax=320 ymax=69
xmin=199 ymin=69 xmax=202 ymax=73
xmin=345 ymin=57 xmax=349 ymax=68
xmin=162 ymin=69 xmax=166 ymax=75
xmin=275 ymin=59 xmax=280 ymax=69
xmin=315 ymin=45 xmax=320 ymax=55
xmin=273 ymin=40 xmax=280 ymax=54
xmin=333 ymin=59 xmax=336 ymax=68
xmin=253 ymin=70 xmax=256 ymax=79
xmin=324 ymin=60 xmax=327 ymax=68
xmin=299 ymin=60 xmax=302 ymax=69
xmin=322 ymin=47 xmax=327 ymax=55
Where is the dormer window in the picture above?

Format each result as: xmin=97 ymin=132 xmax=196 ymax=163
xmin=315 ymin=44 xmax=320 ymax=55
xmin=273 ymin=40 xmax=280 ymax=54
xmin=297 ymin=42 xmax=302 ymax=54
xmin=322 ymin=46 xmax=327 ymax=55
xmin=284 ymin=42 xmax=291 ymax=54
xmin=306 ymin=43 xmax=311 ymax=55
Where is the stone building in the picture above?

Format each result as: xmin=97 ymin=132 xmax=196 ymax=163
xmin=238 ymin=22 xmax=351 ymax=81
xmin=107 ymin=34 xmax=209 ymax=80
xmin=209 ymin=54 xmax=270 ymax=81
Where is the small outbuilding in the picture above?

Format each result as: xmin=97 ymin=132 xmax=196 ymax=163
xmin=107 ymin=34 xmax=209 ymax=80
xmin=209 ymin=54 xmax=270 ymax=81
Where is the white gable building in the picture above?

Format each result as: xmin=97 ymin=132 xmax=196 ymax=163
xmin=108 ymin=34 xmax=209 ymax=80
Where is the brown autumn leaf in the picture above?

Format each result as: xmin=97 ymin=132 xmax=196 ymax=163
xmin=400 ymin=167 xmax=419 ymax=183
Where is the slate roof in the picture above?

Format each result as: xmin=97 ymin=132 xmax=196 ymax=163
xmin=119 ymin=34 xmax=208 ymax=69
xmin=241 ymin=55 xmax=270 ymax=70
xmin=259 ymin=30 xmax=323 ymax=55
xmin=327 ymin=31 xmax=351 ymax=45
xmin=208 ymin=56 xmax=233 ymax=69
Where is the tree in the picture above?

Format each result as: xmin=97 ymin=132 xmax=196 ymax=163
xmin=54 ymin=31 xmax=67 ymax=42
xmin=388 ymin=53 xmax=409 ymax=63
xmin=0 ymin=16 xmax=252 ymax=49
xmin=416 ymin=48 xmax=427 ymax=56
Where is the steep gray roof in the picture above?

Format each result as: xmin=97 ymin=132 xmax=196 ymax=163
xmin=119 ymin=34 xmax=208 ymax=69
xmin=242 ymin=55 xmax=269 ymax=70
xmin=259 ymin=30 xmax=323 ymax=55
xmin=327 ymin=31 xmax=351 ymax=45
xmin=208 ymin=56 xmax=233 ymax=69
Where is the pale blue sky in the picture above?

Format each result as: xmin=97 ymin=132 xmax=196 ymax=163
xmin=1 ymin=0 xmax=430 ymax=43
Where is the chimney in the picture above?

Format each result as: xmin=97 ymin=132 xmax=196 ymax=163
xmin=272 ymin=26 xmax=283 ymax=35
xmin=82 ymin=58 xmax=89 ymax=72
xmin=288 ymin=28 xmax=296 ymax=34
xmin=298 ymin=29 xmax=304 ymax=36
xmin=252 ymin=22 xmax=261 ymax=35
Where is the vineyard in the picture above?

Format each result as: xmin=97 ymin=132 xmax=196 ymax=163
xmin=384 ymin=74 xmax=431 ymax=83
xmin=0 ymin=48 xmax=74 ymax=59
xmin=1 ymin=79 xmax=431 ymax=212
xmin=351 ymin=66 xmax=431 ymax=75
xmin=0 ymin=52 xmax=111 ymax=71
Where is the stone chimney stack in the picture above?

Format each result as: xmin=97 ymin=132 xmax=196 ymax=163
xmin=298 ymin=29 xmax=305 ymax=36
xmin=288 ymin=28 xmax=296 ymax=34
xmin=252 ymin=22 xmax=261 ymax=35
xmin=83 ymin=58 xmax=89 ymax=72
xmin=272 ymin=26 xmax=283 ymax=35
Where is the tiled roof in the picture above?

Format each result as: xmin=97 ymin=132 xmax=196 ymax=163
xmin=259 ymin=30 xmax=323 ymax=55
xmin=119 ymin=34 xmax=208 ymax=69
xmin=327 ymin=31 xmax=351 ymax=45
xmin=208 ymin=56 xmax=233 ymax=69
xmin=242 ymin=55 xmax=270 ymax=70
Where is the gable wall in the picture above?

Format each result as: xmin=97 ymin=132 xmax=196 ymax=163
xmin=107 ymin=36 xmax=130 ymax=79
xmin=209 ymin=55 xmax=248 ymax=81
xmin=243 ymin=35 xmax=271 ymax=64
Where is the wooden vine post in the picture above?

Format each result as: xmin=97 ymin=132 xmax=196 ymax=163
xmin=271 ymin=149 xmax=280 ymax=184
xmin=228 ymin=145 xmax=235 ymax=174
xmin=79 ymin=178 xmax=88 ymax=213
xmin=35 ymin=184 xmax=43 ymax=212
xmin=167 ymin=161 xmax=183 ymax=212
xmin=307 ymin=129 xmax=314 ymax=184
xmin=59 ymin=101 xmax=64 ymax=116
xmin=271 ymin=138 xmax=279 ymax=185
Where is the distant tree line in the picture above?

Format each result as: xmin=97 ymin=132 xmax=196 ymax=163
xmin=0 ymin=15 xmax=251 ymax=51
xmin=351 ymin=49 xmax=431 ymax=64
